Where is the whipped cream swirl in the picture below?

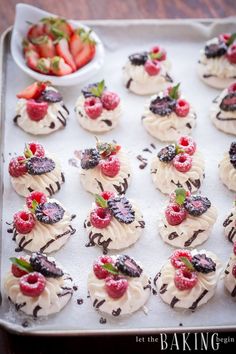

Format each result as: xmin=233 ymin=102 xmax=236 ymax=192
xmin=219 ymin=153 xmax=236 ymax=192
xmin=223 ymin=207 xmax=236 ymax=243
xmin=224 ymin=253 xmax=236 ymax=297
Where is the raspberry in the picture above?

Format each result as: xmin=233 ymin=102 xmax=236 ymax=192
xmin=165 ymin=203 xmax=187 ymax=226
xmin=19 ymin=272 xmax=46 ymax=297
xmin=100 ymin=155 xmax=120 ymax=177
xmin=84 ymin=96 xmax=103 ymax=119
xmin=177 ymin=136 xmax=196 ymax=155
xmin=24 ymin=142 xmax=45 ymax=158
xmin=11 ymin=258 xmax=28 ymax=278
xmin=170 ymin=249 xmax=192 ymax=269
xmin=90 ymin=207 xmax=112 ymax=229
xmin=101 ymin=91 xmax=120 ymax=111
xmin=105 ymin=275 xmax=128 ymax=299
xmin=151 ymin=46 xmax=167 ymax=61
xmin=9 ymin=156 xmax=27 ymax=177
xmin=26 ymin=191 xmax=47 ymax=210
xmin=227 ymin=44 xmax=236 ymax=64
xmin=144 ymin=59 xmax=161 ymax=76
xmin=228 ymin=82 xmax=236 ymax=93
xmin=93 ymin=255 xmax=113 ymax=279
xmin=175 ymin=99 xmax=190 ymax=117
xmin=233 ymin=242 xmax=236 ymax=256
xmin=174 ymin=268 xmax=198 ymax=290
xmin=232 ymin=264 xmax=236 ymax=278
xmin=26 ymin=99 xmax=48 ymax=121
xmin=173 ymin=153 xmax=192 ymax=172
xmin=14 ymin=211 xmax=36 ymax=234
xmin=96 ymin=191 xmax=115 ymax=206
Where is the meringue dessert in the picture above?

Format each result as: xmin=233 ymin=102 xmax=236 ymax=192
xmin=210 ymin=82 xmax=236 ymax=135
xmin=223 ymin=200 xmax=236 ymax=243
xmin=159 ymin=188 xmax=217 ymax=248
xmin=75 ymin=80 xmax=122 ymax=133
xmin=151 ymin=136 xmax=205 ymax=194
xmin=219 ymin=141 xmax=236 ymax=192
xmin=79 ymin=140 xmax=131 ymax=195
xmin=84 ymin=192 xmax=145 ymax=253
xmin=8 ymin=191 xmax=76 ymax=253
xmin=88 ymin=254 xmax=151 ymax=316
xmin=8 ymin=142 xmax=65 ymax=197
xmin=155 ymin=249 xmax=222 ymax=310
xmin=14 ymin=81 xmax=69 ymax=135
xmin=224 ymin=243 xmax=236 ymax=298
xmin=5 ymin=253 xmax=73 ymax=317
xmin=123 ymin=45 xmax=173 ymax=95
xmin=142 ymin=83 xmax=197 ymax=141
xmin=197 ymin=33 xmax=236 ymax=89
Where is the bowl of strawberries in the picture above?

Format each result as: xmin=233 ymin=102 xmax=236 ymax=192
xmin=11 ymin=4 xmax=105 ymax=86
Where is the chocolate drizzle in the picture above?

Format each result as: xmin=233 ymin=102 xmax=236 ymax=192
xmin=143 ymin=279 xmax=152 ymax=291
xmin=15 ymin=302 xmax=26 ymax=311
xmin=163 ymin=73 xmax=173 ymax=82
xmin=203 ymin=74 xmax=216 ymax=78
xmin=168 ymin=231 xmax=179 ymax=240
xmin=113 ymin=177 xmax=129 ymax=195
xmin=112 ymin=308 xmax=122 ymax=317
xmin=95 ymin=178 xmax=104 ymax=192
xmin=93 ymin=299 xmax=106 ymax=309
xmin=136 ymin=220 xmax=145 ymax=229
xmin=223 ymin=213 xmax=233 ymax=227
xmin=189 ymin=289 xmax=208 ymax=311
xmin=15 ymin=236 xmax=32 ymax=252
xmin=153 ymin=272 xmax=161 ymax=287
xmin=186 ymin=123 xmax=192 ymax=129
xmin=227 ymin=227 xmax=236 ymax=242
xmin=49 ymin=122 xmax=55 ymax=129
xmin=159 ymin=283 xmax=168 ymax=294
xmin=86 ymin=231 xmax=112 ymax=254
xmin=170 ymin=296 xmax=179 ymax=308
xmin=185 ymin=179 xmax=201 ymax=192
xmin=13 ymin=114 xmax=21 ymax=124
xmin=171 ymin=180 xmax=182 ymax=188
xmin=137 ymin=155 xmax=148 ymax=169
xmin=62 ymin=104 xmax=69 ymax=115
xmin=40 ymin=225 xmax=75 ymax=252
xmin=216 ymin=111 xmax=236 ymax=121
xmin=33 ymin=305 xmax=42 ymax=318
xmin=231 ymin=285 xmax=236 ymax=297
xmin=57 ymin=110 xmax=67 ymax=126
xmin=102 ymin=119 xmax=112 ymax=127
xmin=126 ymin=78 xmax=133 ymax=89
xmin=184 ymin=229 xmax=204 ymax=247
xmin=99 ymin=317 xmax=107 ymax=324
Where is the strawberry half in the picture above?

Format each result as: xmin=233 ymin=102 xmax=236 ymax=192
xmin=36 ymin=58 xmax=51 ymax=74
xmin=32 ymin=35 xmax=56 ymax=59
xmin=17 ymin=82 xmax=47 ymax=100
xmin=25 ymin=50 xmax=40 ymax=72
xmin=69 ymin=28 xmax=86 ymax=58
xmin=42 ymin=17 xmax=73 ymax=39
xmin=27 ymin=23 xmax=45 ymax=42
xmin=55 ymin=38 xmax=76 ymax=72
xmin=50 ymin=56 xmax=73 ymax=76
xmin=75 ymin=43 xmax=96 ymax=69
xmin=22 ymin=39 xmax=38 ymax=54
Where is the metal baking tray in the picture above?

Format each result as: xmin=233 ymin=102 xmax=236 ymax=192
xmin=1 ymin=18 xmax=236 ymax=335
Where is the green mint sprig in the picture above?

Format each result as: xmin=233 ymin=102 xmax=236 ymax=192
xmin=91 ymin=80 xmax=105 ymax=98
xmin=10 ymin=257 xmax=33 ymax=273
xmin=175 ymin=188 xmax=187 ymax=205
xmin=180 ymin=257 xmax=195 ymax=272
xmin=169 ymin=83 xmax=180 ymax=100
xmin=102 ymin=263 xmax=119 ymax=275
xmin=95 ymin=194 xmax=108 ymax=209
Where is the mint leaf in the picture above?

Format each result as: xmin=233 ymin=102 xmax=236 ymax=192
xmin=10 ymin=257 xmax=33 ymax=273
xmin=180 ymin=257 xmax=195 ymax=271
xmin=227 ymin=33 xmax=236 ymax=47
xmin=95 ymin=194 xmax=107 ymax=208
xmin=91 ymin=80 xmax=105 ymax=97
xmin=24 ymin=144 xmax=33 ymax=159
xmin=149 ymin=51 xmax=163 ymax=60
xmin=102 ymin=263 xmax=119 ymax=275
xmin=175 ymin=188 xmax=187 ymax=205
xmin=175 ymin=144 xmax=185 ymax=155
xmin=169 ymin=83 xmax=180 ymax=100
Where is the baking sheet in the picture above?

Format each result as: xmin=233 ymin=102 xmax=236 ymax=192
xmin=1 ymin=18 xmax=236 ymax=335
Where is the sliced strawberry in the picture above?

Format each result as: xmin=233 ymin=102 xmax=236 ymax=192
xmin=41 ymin=17 xmax=73 ymax=39
xmin=36 ymin=58 xmax=51 ymax=74
xmin=69 ymin=29 xmax=86 ymax=58
xmin=25 ymin=50 xmax=40 ymax=71
xmin=55 ymin=38 xmax=76 ymax=71
xmin=50 ymin=56 xmax=73 ymax=76
xmin=27 ymin=23 xmax=45 ymax=42
xmin=22 ymin=39 xmax=38 ymax=54
xmin=17 ymin=81 xmax=47 ymax=100
xmin=55 ymin=19 xmax=73 ymax=38
xmin=32 ymin=35 xmax=56 ymax=58
xmin=74 ymin=43 xmax=96 ymax=69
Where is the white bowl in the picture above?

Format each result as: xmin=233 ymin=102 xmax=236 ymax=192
xmin=11 ymin=4 xmax=105 ymax=86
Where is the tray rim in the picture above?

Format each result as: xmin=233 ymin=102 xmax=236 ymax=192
xmin=0 ymin=21 xmax=236 ymax=336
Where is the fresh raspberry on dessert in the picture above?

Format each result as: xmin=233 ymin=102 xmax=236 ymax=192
xmin=173 ymin=153 xmax=192 ymax=172
xmin=100 ymin=155 xmax=120 ymax=177
xmin=151 ymin=46 xmax=167 ymax=61
xmin=90 ymin=207 xmax=112 ymax=229
xmin=175 ymin=99 xmax=190 ymax=117
xmin=93 ymin=255 xmax=114 ymax=279
xmin=96 ymin=191 xmax=115 ymax=205
xmin=228 ymin=82 xmax=236 ymax=93
xmin=9 ymin=156 xmax=27 ymax=177
xmin=19 ymin=272 xmax=46 ymax=297
xmin=84 ymin=96 xmax=103 ymax=119
xmin=165 ymin=203 xmax=187 ymax=226
xmin=16 ymin=82 xmax=47 ymax=100
xmin=26 ymin=191 xmax=47 ymax=210
xmin=101 ymin=91 xmax=120 ymax=111
xmin=144 ymin=59 xmax=161 ymax=76
xmin=174 ymin=268 xmax=198 ymax=290
xmin=170 ymin=249 xmax=192 ymax=269
xmin=14 ymin=211 xmax=36 ymax=234
xmin=232 ymin=264 xmax=236 ymax=279
xmin=26 ymin=99 xmax=48 ymax=121
xmin=24 ymin=142 xmax=45 ymax=158
xmin=177 ymin=136 xmax=196 ymax=156
xmin=227 ymin=44 xmax=236 ymax=64
xmin=11 ymin=258 xmax=28 ymax=278
xmin=105 ymin=275 xmax=128 ymax=299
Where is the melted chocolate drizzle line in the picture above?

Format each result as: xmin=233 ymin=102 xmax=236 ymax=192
xmin=186 ymin=123 xmax=192 ymax=129
xmin=15 ymin=237 xmax=32 ymax=252
xmin=13 ymin=115 xmax=21 ymax=124
xmin=170 ymin=296 xmax=179 ymax=308
xmin=93 ymin=299 xmax=105 ymax=309
xmin=33 ymin=305 xmax=42 ymax=318
xmin=102 ymin=119 xmax=112 ymax=127
xmin=213 ymin=95 xmax=219 ymax=103
xmin=203 ymin=74 xmax=216 ymax=78
xmin=136 ymin=220 xmax=145 ymax=229
xmin=40 ymin=226 xmax=74 ymax=252
xmin=231 ymin=285 xmax=236 ymax=297
xmin=168 ymin=231 xmax=179 ymax=240
xmin=61 ymin=173 xmax=65 ymax=183
xmin=150 ymin=143 xmax=156 ymax=149
xmin=184 ymin=229 xmax=204 ymax=247
xmin=77 ymin=298 xmax=84 ymax=305
xmin=216 ymin=111 xmax=236 ymax=121
xmin=95 ymin=178 xmax=104 ymax=192
xmin=46 ymin=184 xmax=54 ymax=196
xmin=86 ymin=232 xmax=112 ymax=255
xmin=153 ymin=272 xmax=161 ymax=287
xmin=15 ymin=302 xmax=26 ymax=311
xmin=57 ymin=111 xmax=67 ymax=126
xmin=99 ymin=317 xmax=107 ymax=324
xmin=62 ymin=104 xmax=69 ymax=115
xmin=136 ymin=155 xmax=148 ymax=169
xmin=113 ymin=178 xmax=128 ymax=195
xmin=143 ymin=283 xmax=152 ymax=290
xmin=112 ymin=308 xmax=121 ymax=317
xmin=143 ymin=148 xmax=152 ymax=153
xmin=49 ymin=122 xmax=55 ymax=129
xmin=189 ymin=289 xmax=208 ymax=311
xmin=223 ymin=213 xmax=233 ymax=227
xmin=227 ymin=227 xmax=236 ymax=242
xmin=171 ymin=180 xmax=182 ymax=188
xmin=159 ymin=283 xmax=168 ymax=294
xmin=164 ymin=73 xmax=173 ymax=82
xmin=126 ymin=78 xmax=133 ymax=89
xmin=28 ymin=187 xmax=34 ymax=193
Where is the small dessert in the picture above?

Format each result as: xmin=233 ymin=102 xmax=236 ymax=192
xmin=151 ymin=136 xmax=205 ymax=194
xmin=84 ymin=192 xmax=145 ymax=253
xmin=142 ymin=83 xmax=197 ymax=141
xmin=23 ymin=18 xmax=96 ymax=76
xmin=197 ymin=33 xmax=236 ymax=89
xmin=223 ymin=200 xmax=236 ymax=243
xmin=75 ymin=80 xmax=121 ymax=133
xmin=9 ymin=191 xmax=76 ymax=253
xmin=14 ymin=81 xmax=69 ymax=135
xmin=155 ymin=249 xmax=222 ymax=310
xmin=123 ymin=45 xmax=173 ymax=95
xmin=79 ymin=139 xmax=131 ymax=195
xmin=219 ymin=141 xmax=236 ymax=191
xmin=88 ymin=254 xmax=151 ymax=316
xmin=9 ymin=142 xmax=64 ymax=197
xmin=210 ymin=82 xmax=236 ymax=135
xmin=224 ymin=242 xmax=236 ymax=298
xmin=4 ymin=253 xmax=73 ymax=317
xmin=159 ymin=188 xmax=217 ymax=248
